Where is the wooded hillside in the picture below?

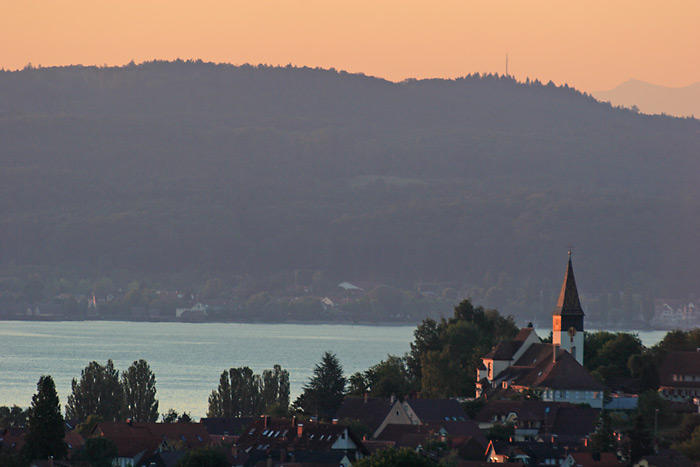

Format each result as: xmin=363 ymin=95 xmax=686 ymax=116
xmin=2 ymin=61 xmax=699 ymax=306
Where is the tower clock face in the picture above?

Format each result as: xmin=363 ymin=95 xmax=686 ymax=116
xmin=568 ymin=327 xmax=577 ymax=338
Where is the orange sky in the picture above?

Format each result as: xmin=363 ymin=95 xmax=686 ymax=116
xmin=3 ymin=0 xmax=698 ymax=93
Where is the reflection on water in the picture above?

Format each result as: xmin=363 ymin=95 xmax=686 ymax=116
xmin=0 ymin=321 xmax=415 ymax=418
xmin=0 ymin=321 xmax=668 ymax=418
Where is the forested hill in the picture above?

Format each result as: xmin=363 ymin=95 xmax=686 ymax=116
xmin=1 ymin=61 xmax=699 ymax=300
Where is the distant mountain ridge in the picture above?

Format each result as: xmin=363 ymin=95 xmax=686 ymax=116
xmin=593 ymin=79 xmax=700 ymax=118
xmin=1 ymin=62 xmax=699 ymax=302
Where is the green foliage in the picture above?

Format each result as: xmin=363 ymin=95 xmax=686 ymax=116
xmin=636 ymin=390 xmax=674 ymax=431
xmin=673 ymin=426 xmax=700 ymax=461
xmin=409 ymin=299 xmax=518 ymax=397
xmin=588 ymin=410 xmax=617 ymax=453
xmin=674 ymin=414 xmax=700 ymax=444
xmin=74 ymin=414 xmax=104 ymax=434
xmin=353 ymin=447 xmax=434 ymax=467
xmin=348 ymin=355 xmax=412 ymax=398
xmin=461 ymin=398 xmax=487 ymax=419
xmin=293 ymin=352 xmax=346 ymax=421
xmin=66 ymin=360 xmax=124 ymax=422
xmin=339 ymin=418 xmax=373 ymax=440
xmin=176 ymin=448 xmax=229 ymax=467
xmin=628 ymin=413 xmax=654 ymax=463
xmin=122 ymin=359 xmax=159 ymax=422
xmin=0 ymin=405 xmax=28 ymax=429
xmin=21 ymin=375 xmax=68 ymax=462
xmin=73 ymin=437 xmax=118 ymax=467
xmin=584 ymin=331 xmax=645 ymax=384
xmin=207 ymin=365 xmax=289 ymax=417
xmin=486 ymin=422 xmax=515 ymax=442
xmin=0 ymin=452 xmax=25 ymax=467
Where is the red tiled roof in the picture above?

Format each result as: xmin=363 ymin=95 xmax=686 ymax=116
xmin=511 ymin=344 xmax=605 ymax=391
xmin=90 ymin=421 xmax=211 ymax=458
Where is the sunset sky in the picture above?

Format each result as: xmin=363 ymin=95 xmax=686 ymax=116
xmin=3 ymin=0 xmax=698 ymax=93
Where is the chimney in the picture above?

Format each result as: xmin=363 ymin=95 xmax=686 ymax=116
xmin=391 ymin=394 xmax=395 ymax=404
xmin=126 ymin=418 xmax=133 ymax=426
xmin=262 ymin=415 xmax=269 ymax=429
xmin=364 ymin=392 xmax=368 ymax=403
xmin=332 ymin=418 xmax=338 ymax=425
xmin=297 ymin=423 xmax=304 ymax=437
xmin=231 ymin=446 xmax=238 ymax=458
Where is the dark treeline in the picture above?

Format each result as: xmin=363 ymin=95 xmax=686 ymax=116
xmin=1 ymin=61 xmax=700 ymax=320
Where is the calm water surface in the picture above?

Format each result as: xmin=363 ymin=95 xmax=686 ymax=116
xmin=0 ymin=321 xmax=415 ymax=418
xmin=0 ymin=321 xmax=667 ymax=418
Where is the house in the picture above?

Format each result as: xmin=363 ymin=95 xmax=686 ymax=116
xmin=376 ymin=420 xmax=487 ymax=459
xmin=475 ymin=400 xmax=598 ymax=444
xmin=401 ymin=398 xmax=470 ymax=425
xmin=89 ymin=421 xmax=211 ymax=467
xmin=335 ymin=395 xmax=410 ymax=438
xmin=201 ymin=416 xmax=255 ymax=443
xmin=485 ymin=440 xmax=570 ymax=466
xmin=476 ymin=253 xmax=606 ymax=408
xmin=234 ymin=417 xmax=368 ymax=467
xmin=658 ymin=350 xmax=700 ymax=402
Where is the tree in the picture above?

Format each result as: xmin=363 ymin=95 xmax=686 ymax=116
xmin=21 ymin=375 xmax=68 ymax=462
xmin=176 ymin=448 xmax=228 ymax=467
xmin=162 ymin=408 xmax=179 ymax=423
xmin=293 ymin=352 xmax=346 ymax=421
xmin=673 ymin=425 xmax=700 ymax=461
xmin=260 ymin=364 xmax=290 ymax=411
xmin=406 ymin=299 xmax=518 ymax=397
xmin=588 ymin=410 xmax=617 ymax=453
xmin=348 ymin=355 xmax=412 ymax=399
xmin=207 ymin=365 xmax=289 ymax=417
xmin=73 ymin=437 xmax=118 ymax=467
xmin=353 ymin=447 xmax=434 ymax=467
xmin=0 ymin=405 xmax=28 ymax=429
xmin=66 ymin=360 xmax=123 ymax=421
xmin=628 ymin=413 xmax=653 ymax=463
xmin=122 ymin=359 xmax=159 ymax=422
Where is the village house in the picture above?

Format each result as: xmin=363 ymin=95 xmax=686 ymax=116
xmin=475 ymin=400 xmax=598 ymax=444
xmin=657 ymin=350 xmax=700 ymax=403
xmin=89 ymin=420 xmax=212 ymax=467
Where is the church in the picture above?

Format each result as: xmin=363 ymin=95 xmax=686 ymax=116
xmin=475 ymin=253 xmax=605 ymax=408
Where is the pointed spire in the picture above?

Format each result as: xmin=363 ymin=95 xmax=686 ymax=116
xmin=553 ymin=251 xmax=584 ymax=316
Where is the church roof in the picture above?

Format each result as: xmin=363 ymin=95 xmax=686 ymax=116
xmin=553 ymin=253 xmax=584 ymax=317
xmin=484 ymin=328 xmax=537 ymax=360
xmin=509 ymin=344 xmax=604 ymax=391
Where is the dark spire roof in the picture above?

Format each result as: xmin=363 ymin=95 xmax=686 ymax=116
xmin=553 ymin=252 xmax=584 ymax=316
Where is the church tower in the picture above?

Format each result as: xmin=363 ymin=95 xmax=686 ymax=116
xmin=552 ymin=251 xmax=585 ymax=365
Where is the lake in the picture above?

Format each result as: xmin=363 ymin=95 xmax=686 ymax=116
xmin=0 ymin=321 xmax=668 ymax=418
xmin=0 ymin=321 xmax=415 ymax=418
